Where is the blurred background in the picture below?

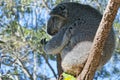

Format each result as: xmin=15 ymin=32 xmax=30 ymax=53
xmin=0 ymin=0 xmax=120 ymax=80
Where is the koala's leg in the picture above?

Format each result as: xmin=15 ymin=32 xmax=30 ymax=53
xmin=61 ymin=41 xmax=92 ymax=76
xmin=44 ymin=27 xmax=72 ymax=54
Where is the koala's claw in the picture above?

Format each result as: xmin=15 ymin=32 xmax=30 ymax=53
xmin=65 ymin=27 xmax=72 ymax=38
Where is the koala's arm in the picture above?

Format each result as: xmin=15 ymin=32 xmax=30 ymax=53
xmin=44 ymin=27 xmax=72 ymax=54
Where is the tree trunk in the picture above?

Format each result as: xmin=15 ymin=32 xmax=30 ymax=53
xmin=77 ymin=0 xmax=120 ymax=80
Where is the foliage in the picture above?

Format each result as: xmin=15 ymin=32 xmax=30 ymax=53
xmin=62 ymin=73 xmax=76 ymax=80
xmin=114 ymin=22 xmax=120 ymax=52
xmin=0 ymin=0 xmax=54 ymax=80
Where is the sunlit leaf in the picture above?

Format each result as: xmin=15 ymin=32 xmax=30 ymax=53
xmin=62 ymin=73 xmax=76 ymax=80
xmin=0 ymin=40 xmax=5 ymax=44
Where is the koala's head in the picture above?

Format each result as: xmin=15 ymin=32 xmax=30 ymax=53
xmin=47 ymin=2 xmax=83 ymax=35
xmin=47 ymin=16 xmax=67 ymax=35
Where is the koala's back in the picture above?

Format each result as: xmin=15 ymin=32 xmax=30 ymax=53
xmin=60 ymin=8 xmax=115 ymax=75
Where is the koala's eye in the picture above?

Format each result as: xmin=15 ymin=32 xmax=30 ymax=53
xmin=59 ymin=5 xmax=65 ymax=11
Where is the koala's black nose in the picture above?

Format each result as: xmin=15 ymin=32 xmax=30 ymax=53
xmin=47 ymin=29 xmax=56 ymax=36
xmin=47 ymin=29 xmax=52 ymax=35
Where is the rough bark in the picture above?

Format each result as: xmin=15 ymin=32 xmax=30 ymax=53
xmin=77 ymin=0 xmax=120 ymax=80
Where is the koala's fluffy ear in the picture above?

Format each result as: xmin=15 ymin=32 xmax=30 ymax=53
xmin=50 ymin=4 xmax=68 ymax=19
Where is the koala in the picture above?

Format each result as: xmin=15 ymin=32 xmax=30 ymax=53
xmin=44 ymin=2 xmax=115 ymax=76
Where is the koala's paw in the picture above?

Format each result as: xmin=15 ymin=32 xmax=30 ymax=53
xmin=63 ymin=26 xmax=73 ymax=42
xmin=61 ymin=28 xmax=71 ymax=46
xmin=62 ymin=62 xmax=84 ymax=76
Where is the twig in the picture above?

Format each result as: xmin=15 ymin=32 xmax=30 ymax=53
xmin=41 ymin=53 xmax=57 ymax=79
xmin=42 ymin=0 xmax=51 ymax=11
xmin=16 ymin=58 xmax=34 ymax=80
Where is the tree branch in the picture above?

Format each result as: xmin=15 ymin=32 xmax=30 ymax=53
xmin=42 ymin=0 xmax=51 ymax=11
xmin=56 ymin=54 xmax=63 ymax=78
xmin=33 ymin=52 xmax=37 ymax=80
xmin=77 ymin=0 xmax=120 ymax=80
xmin=42 ymin=54 xmax=57 ymax=79
xmin=16 ymin=58 xmax=34 ymax=80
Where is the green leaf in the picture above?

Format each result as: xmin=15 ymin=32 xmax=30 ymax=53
xmin=62 ymin=73 xmax=76 ymax=80
xmin=0 ymin=40 xmax=5 ymax=44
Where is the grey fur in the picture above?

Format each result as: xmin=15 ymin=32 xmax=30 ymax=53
xmin=44 ymin=2 xmax=115 ymax=75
